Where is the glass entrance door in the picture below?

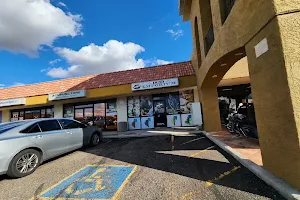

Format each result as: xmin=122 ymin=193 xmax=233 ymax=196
xmin=74 ymin=104 xmax=94 ymax=126
xmin=153 ymin=100 xmax=167 ymax=127
xmin=94 ymin=103 xmax=106 ymax=129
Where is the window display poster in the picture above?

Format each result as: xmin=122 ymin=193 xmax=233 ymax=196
xmin=106 ymin=101 xmax=117 ymax=116
xmin=167 ymin=114 xmax=182 ymax=127
xmin=166 ymin=92 xmax=180 ymax=114
xmin=128 ymin=117 xmax=141 ymax=130
xmin=127 ymin=96 xmax=140 ymax=117
xmin=141 ymin=116 xmax=154 ymax=129
xmin=63 ymin=106 xmax=74 ymax=118
xmin=181 ymin=114 xmax=193 ymax=127
xmin=179 ymin=90 xmax=194 ymax=114
xmin=140 ymin=95 xmax=153 ymax=116
xmin=154 ymin=100 xmax=165 ymax=114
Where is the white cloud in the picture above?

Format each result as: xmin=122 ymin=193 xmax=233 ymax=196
xmin=47 ymin=40 xmax=146 ymax=78
xmin=166 ymin=29 xmax=184 ymax=40
xmin=0 ymin=0 xmax=82 ymax=56
xmin=58 ymin=2 xmax=67 ymax=8
xmin=145 ymin=58 xmax=173 ymax=66
xmin=0 ymin=84 xmax=5 ymax=87
xmin=49 ymin=59 xmax=61 ymax=65
xmin=156 ymin=59 xmax=173 ymax=65
xmin=174 ymin=23 xmax=180 ymax=27
xmin=11 ymin=82 xmax=25 ymax=87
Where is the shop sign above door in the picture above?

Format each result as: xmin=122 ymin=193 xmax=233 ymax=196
xmin=132 ymin=78 xmax=179 ymax=91
xmin=0 ymin=98 xmax=26 ymax=107
xmin=48 ymin=90 xmax=86 ymax=101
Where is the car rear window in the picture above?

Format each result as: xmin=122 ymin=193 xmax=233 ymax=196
xmin=0 ymin=121 xmax=29 ymax=134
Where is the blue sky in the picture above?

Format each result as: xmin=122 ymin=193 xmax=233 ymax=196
xmin=0 ymin=0 xmax=192 ymax=88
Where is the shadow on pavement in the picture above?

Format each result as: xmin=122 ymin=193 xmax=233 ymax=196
xmin=81 ymin=135 xmax=284 ymax=199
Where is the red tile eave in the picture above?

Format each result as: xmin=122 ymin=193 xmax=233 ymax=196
xmin=0 ymin=61 xmax=194 ymax=100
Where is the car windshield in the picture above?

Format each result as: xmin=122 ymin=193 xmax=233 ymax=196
xmin=0 ymin=121 xmax=29 ymax=134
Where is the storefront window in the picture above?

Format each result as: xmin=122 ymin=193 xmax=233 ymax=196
xmin=127 ymin=96 xmax=140 ymax=117
xmin=11 ymin=106 xmax=53 ymax=121
xmin=75 ymin=109 xmax=84 ymax=122
xmin=63 ymin=105 xmax=74 ymax=118
xmin=84 ymin=108 xmax=94 ymax=125
xmin=94 ymin=103 xmax=105 ymax=129
xmin=140 ymin=95 xmax=153 ymax=116
xmin=165 ymin=92 xmax=180 ymax=114
xmin=41 ymin=109 xmax=46 ymax=118
xmin=128 ymin=90 xmax=195 ymax=129
xmin=46 ymin=108 xmax=54 ymax=118
xmin=66 ymin=99 xmax=117 ymax=131
xmin=11 ymin=111 xmax=19 ymax=121
xmin=106 ymin=100 xmax=117 ymax=130
xmin=32 ymin=110 xmax=40 ymax=119
xmin=179 ymin=90 xmax=194 ymax=114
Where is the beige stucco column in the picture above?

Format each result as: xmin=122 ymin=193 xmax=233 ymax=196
xmin=200 ymin=86 xmax=222 ymax=132
xmin=246 ymin=12 xmax=300 ymax=189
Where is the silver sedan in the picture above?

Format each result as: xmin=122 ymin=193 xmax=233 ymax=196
xmin=0 ymin=118 xmax=102 ymax=178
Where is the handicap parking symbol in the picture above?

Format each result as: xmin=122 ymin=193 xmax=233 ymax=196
xmin=38 ymin=165 xmax=136 ymax=199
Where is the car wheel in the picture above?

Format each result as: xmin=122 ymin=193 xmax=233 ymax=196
xmin=7 ymin=149 xmax=41 ymax=178
xmin=90 ymin=132 xmax=101 ymax=146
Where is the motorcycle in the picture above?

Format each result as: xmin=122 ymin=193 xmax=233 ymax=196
xmin=226 ymin=112 xmax=258 ymax=139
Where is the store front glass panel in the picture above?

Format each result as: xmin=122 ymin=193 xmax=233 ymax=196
xmin=11 ymin=106 xmax=54 ymax=121
xmin=94 ymin=103 xmax=105 ymax=129
xmin=64 ymin=99 xmax=117 ymax=131
xmin=84 ymin=108 xmax=94 ymax=126
xmin=106 ymin=101 xmax=117 ymax=130
xmin=75 ymin=109 xmax=84 ymax=122
xmin=128 ymin=90 xmax=194 ymax=129
xmin=63 ymin=105 xmax=74 ymax=118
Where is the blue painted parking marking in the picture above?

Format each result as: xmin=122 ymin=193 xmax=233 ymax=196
xmin=38 ymin=165 xmax=136 ymax=200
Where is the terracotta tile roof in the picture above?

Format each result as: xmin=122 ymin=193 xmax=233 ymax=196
xmin=0 ymin=61 xmax=194 ymax=100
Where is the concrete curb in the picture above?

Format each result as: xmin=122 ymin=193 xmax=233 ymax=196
xmin=201 ymin=131 xmax=300 ymax=200
xmin=103 ymin=132 xmax=197 ymax=139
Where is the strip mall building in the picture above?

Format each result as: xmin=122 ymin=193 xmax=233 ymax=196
xmin=0 ymin=61 xmax=249 ymax=131
xmin=0 ymin=62 xmax=202 ymax=130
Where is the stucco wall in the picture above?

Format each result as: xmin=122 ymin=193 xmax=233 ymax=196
xmin=54 ymin=104 xmax=63 ymax=118
xmin=222 ymin=57 xmax=249 ymax=80
xmin=117 ymin=97 xmax=127 ymax=123
xmin=2 ymin=110 xmax=10 ymax=122
xmin=245 ymin=12 xmax=300 ymax=188
xmin=188 ymin=0 xmax=276 ymax=88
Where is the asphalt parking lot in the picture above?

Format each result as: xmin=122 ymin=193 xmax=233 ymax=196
xmin=0 ymin=135 xmax=285 ymax=200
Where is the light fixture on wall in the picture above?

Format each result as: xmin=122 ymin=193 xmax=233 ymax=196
xmin=235 ymin=52 xmax=244 ymax=56
xmin=220 ymin=63 xmax=227 ymax=67
xmin=212 ymin=75 xmax=218 ymax=78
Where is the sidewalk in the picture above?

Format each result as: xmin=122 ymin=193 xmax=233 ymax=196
xmin=209 ymin=130 xmax=262 ymax=166
xmin=203 ymin=130 xmax=300 ymax=200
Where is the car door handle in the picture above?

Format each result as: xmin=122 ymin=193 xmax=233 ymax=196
xmin=33 ymin=135 xmax=43 ymax=139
